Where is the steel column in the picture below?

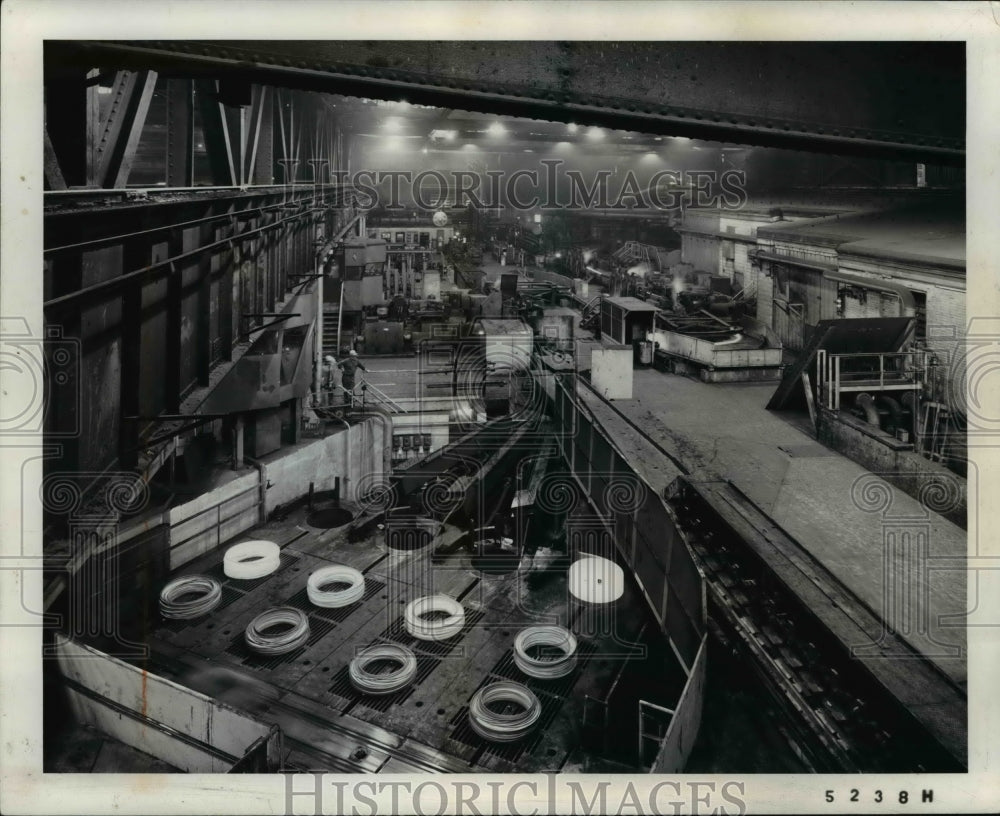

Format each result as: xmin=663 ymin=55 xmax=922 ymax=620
xmin=165 ymin=231 xmax=183 ymax=413
xmin=195 ymin=80 xmax=237 ymax=186
xmin=166 ymin=79 xmax=194 ymax=187
xmin=118 ymin=238 xmax=146 ymax=467
xmin=94 ymin=70 xmax=159 ymax=189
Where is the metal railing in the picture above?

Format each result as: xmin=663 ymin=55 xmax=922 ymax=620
xmin=312 ymin=377 xmax=407 ymax=414
xmin=817 ymin=349 xmax=927 ymax=411
xmin=169 ymin=483 xmax=262 ymax=557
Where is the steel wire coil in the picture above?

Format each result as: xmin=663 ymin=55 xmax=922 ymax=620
xmin=159 ymin=575 xmax=222 ymax=619
xmin=404 ymin=595 xmax=466 ymax=641
xmin=468 ymin=681 xmax=542 ymax=742
xmin=348 ymin=643 xmax=418 ymax=695
xmin=244 ymin=607 xmax=310 ymax=656
xmin=513 ymin=625 xmax=578 ymax=679
xmin=307 ymin=565 xmax=365 ymax=608
xmin=224 ymin=540 xmax=280 ymax=580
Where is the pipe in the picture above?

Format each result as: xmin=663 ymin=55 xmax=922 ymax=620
xmin=45 ymin=207 xmax=320 ymax=310
xmin=332 ymin=415 xmax=352 ymax=501
xmin=901 ymin=391 xmax=921 ymax=447
xmin=364 ymin=406 xmax=395 ymax=479
xmin=45 ymin=188 xmax=330 ymax=254
xmin=876 ymin=395 xmax=903 ymax=433
xmin=45 ymin=206 xmax=365 ymax=311
xmin=855 ymin=393 xmax=881 ymax=427
xmin=314 ymin=245 xmax=324 ymax=397
xmin=246 ymin=456 xmax=268 ymax=522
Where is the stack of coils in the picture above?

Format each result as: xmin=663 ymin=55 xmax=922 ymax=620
xmin=224 ymin=540 xmax=280 ymax=580
xmin=307 ymin=565 xmax=365 ymax=608
xmin=513 ymin=625 xmax=578 ymax=679
xmin=468 ymin=681 xmax=541 ymax=742
xmin=159 ymin=575 xmax=222 ymax=619
xmin=244 ymin=607 xmax=310 ymax=656
xmin=348 ymin=644 xmax=418 ymax=695
xmin=404 ymin=595 xmax=466 ymax=641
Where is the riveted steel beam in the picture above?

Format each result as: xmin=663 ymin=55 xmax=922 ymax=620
xmin=43 ymin=124 xmax=68 ymax=191
xmin=165 ymin=78 xmax=194 ymax=187
xmin=194 ymin=79 xmax=238 ymax=186
xmin=55 ymin=40 xmax=964 ymax=166
xmin=95 ymin=70 xmax=159 ymax=188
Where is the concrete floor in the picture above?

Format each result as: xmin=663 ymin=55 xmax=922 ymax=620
xmin=597 ymin=367 xmax=967 ymax=688
xmin=142 ymin=500 xmax=684 ymax=773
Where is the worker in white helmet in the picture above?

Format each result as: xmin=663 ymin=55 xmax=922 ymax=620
xmin=337 ymin=350 xmax=367 ymax=406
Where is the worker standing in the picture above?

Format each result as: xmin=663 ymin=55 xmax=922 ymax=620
xmin=321 ymin=355 xmax=337 ymax=406
xmin=337 ymin=350 xmax=367 ymax=406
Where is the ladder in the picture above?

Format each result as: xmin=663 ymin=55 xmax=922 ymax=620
xmin=920 ymin=401 xmax=950 ymax=462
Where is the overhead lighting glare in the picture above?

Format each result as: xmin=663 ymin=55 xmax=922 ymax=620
xmin=430 ymin=129 xmax=457 ymax=141
xmin=567 ymin=123 xmax=578 ymax=133
xmin=383 ymin=117 xmax=403 ymax=132
xmin=462 ymin=143 xmax=477 ymax=150
xmin=487 ymin=121 xmax=507 ymax=136
xmin=586 ymin=127 xmax=605 ymax=140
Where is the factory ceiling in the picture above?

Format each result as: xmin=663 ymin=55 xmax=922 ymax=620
xmin=48 ymin=40 xmax=964 ymax=165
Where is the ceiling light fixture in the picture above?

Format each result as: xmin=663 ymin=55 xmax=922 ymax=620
xmin=587 ymin=127 xmax=605 ymax=140
xmin=487 ymin=122 xmax=507 ymax=136
xmin=567 ymin=123 xmax=578 ymax=133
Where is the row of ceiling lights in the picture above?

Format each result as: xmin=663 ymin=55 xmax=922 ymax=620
xmin=381 ymin=117 xmax=609 ymax=140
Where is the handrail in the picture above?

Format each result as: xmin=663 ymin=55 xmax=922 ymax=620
xmin=360 ymin=378 xmax=407 ymax=414
xmin=819 ymin=349 xmax=926 ymax=412
xmin=169 ymin=483 xmax=261 ymax=553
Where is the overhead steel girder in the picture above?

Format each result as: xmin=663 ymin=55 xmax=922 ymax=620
xmin=43 ymin=65 xmax=158 ymax=189
xmin=95 ymin=69 xmax=159 ymax=188
xmin=52 ymin=40 xmax=964 ymax=166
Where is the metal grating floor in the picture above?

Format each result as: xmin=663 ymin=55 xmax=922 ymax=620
xmin=444 ymin=641 xmax=596 ymax=764
xmin=327 ymin=654 xmax=446 ymax=713
xmin=361 ymin=553 xmax=390 ymax=574
xmin=206 ymin=553 xmax=299 ymax=592
xmin=329 ymin=608 xmax=487 ymax=713
xmin=378 ymin=608 xmax=486 ymax=657
xmin=224 ymin=616 xmax=337 ymax=670
xmin=489 ymin=641 xmax=598 ymax=699
xmin=447 ymin=693 xmax=565 ymax=764
xmin=155 ymin=585 xmax=245 ymax=633
xmin=283 ymin=579 xmax=387 ymax=623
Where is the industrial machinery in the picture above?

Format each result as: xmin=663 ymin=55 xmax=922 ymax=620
xmin=648 ymin=311 xmax=785 ymax=382
xmin=325 ymin=237 xmax=388 ymax=351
